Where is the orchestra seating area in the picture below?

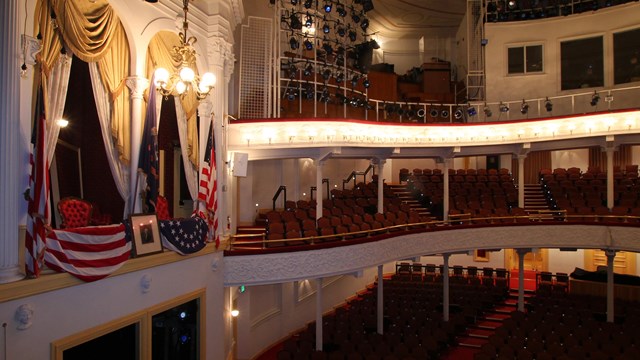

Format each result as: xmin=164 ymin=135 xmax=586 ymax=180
xmin=275 ymin=264 xmax=511 ymax=360
xmin=541 ymin=166 xmax=640 ymax=221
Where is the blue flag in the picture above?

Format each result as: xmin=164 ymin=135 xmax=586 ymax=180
xmin=138 ymin=79 xmax=159 ymax=213
xmin=159 ymin=216 xmax=208 ymax=255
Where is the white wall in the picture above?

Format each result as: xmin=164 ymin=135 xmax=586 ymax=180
xmin=547 ymin=249 xmax=585 ymax=274
xmin=551 ymin=148 xmax=590 ymax=172
xmin=419 ymin=250 xmax=506 ymax=269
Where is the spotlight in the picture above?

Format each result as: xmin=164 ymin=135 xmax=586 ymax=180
xmin=303 ymin=39 xmax=313 ymax=50
xmin=337 ymin=5 xmax=347 ymax=17
xmin=417 ymin=108 xmax=426 ymax=118
xmin=407 ymin=107 xmax=416 ymax=118
xmin=467 ymin=106 xmax=477 ymax=117
xmin=520 ymin=99 xmax=529 ymax=114
xmin=304 ymin=14 xmax=313 ymax=28
xmin=336 ymin=72 xmax=344 ymax=83
xmin=352 ymin=11 xmax=361 ymax=23
xmin=337 ymin=27 xmax=346 ymax=37
xmin=385 ymin=104 xmax=395 ymax=114
xmin=361 ymin=0 xmax=374 ymax=12
xmin=348 ymin=30 xmax=357 ymax=42
xmin=303 ymin=63 xmax=313 ymax=76
xmin=483 ymin=104 xmax=492 ymax=117
xmin=322 ymin=68 xmax=332 ymax=80
xmin=324 ymin=2 xmax=332 ymax=12
xmin=322 ymin=42 xmax=333 ymax=55
xmin=363 ymin=79 xmax=370 ymax=88
xmin=590 ymin=91 xmax=600 ymax=106
xmin=397 ymin=106 xmax=405 ymax=116
xmin=304 ymin=0 xmax=312 ymax=9
xmin=429 ymin=108 xmax=439 ymax=118
xmin=440 ymin=109 xmax=449 ymax=118
xmin=508 ymin=0 xmax=516 ymax=10
xmin=286 ymin=88 xmax=296 ymax=101
xmin=336 ymin=53 xmax=345 ymax=66
xmin=360 ymin=18 xmax=369 ymax=31
xmin=291 ymin=0 xmax=298 ymax=5
xmin=289 ymin=37 xmax=299 ymax=50
xmin=499 ymin=102 xmax=509 ymax=112
xmin=454 ymin=108 xmax=464 ymax=120
xmin=305 ymin=84 xmax=314 ymax=99
xmin=350 ymin=97 xmax=359 ymax=107
xmin=351 ymin=74 xmax=359 ymax=87
xmin=290 ymin=14 xmax=302 ymax=30
xmin=323 ymin=23 xmax=330 ymax=34
xmin=544 ymin=97 xmax=553 ymax=112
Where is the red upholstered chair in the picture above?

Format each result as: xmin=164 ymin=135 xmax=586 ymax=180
xmin=155 ymin=195 xmax=171 ymax=220
xmin=58 ymin=197 xmax=93 ymax=229
xmin=90 ymin=203 xmax=112 ymax=226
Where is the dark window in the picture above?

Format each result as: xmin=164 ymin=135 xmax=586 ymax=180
xmin=561 ymin=36 xmax=604 ymax=90
xmin=613 ymin=28 xmax=640 ymax=84
xmin=508 ymin=45 xmax=543 ymax=74
xmin=152 ymin=298 xmax=200 ymax=360
xmin=63 ymin=323 xmax=138 ymax=360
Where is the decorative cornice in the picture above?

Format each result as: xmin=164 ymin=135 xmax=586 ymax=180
xmin=125 ymin=76 xmax=150 ymax=100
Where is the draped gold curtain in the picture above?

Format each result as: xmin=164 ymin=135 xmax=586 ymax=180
xmin=146 ymin=32 xmax=199 ymax=168
xmin=36 ymin=0 xmax=131 ymax=163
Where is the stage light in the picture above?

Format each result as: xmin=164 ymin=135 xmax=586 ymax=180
xmin=544 ymin=97 xmax=553 ymax=112
xmin=304 ymin=14 xmax=313 ymax=28
xmin=304 ymin=39 xmax=313 ymax=50
xmin=454 ymin=109 xmax=464 ymax=121
xmin=305 ymin=84 xmax=314 ymax=99
xmin=467 ymin=106 xmax=477 ymax=116
xmin=337 ymin=27 xmax=346 ymax=37
xmin=291 ymin=0 xmax=298 ymax=5
xmin=324 ymin=2 xmax=332 ymax=12
xmin=590 ymin=91 xmax=600 ymax=106
xmin=508 ymin=0 xmax=516 ymax=9
xmin=499 ymin=102 xmax=509 ymax=112
xmin=483 ymin=104 xmax=492 ymax=117
xmin=361 ymin=0 xmax=374 ymax=12
xmin=441 ymin=109 xmax=449 ymax=118
xmin=290 ymin=13 xmax=302 ymax=30
xmin=352 ymin=10 xmax=361 ymax=23
xmin=289 ymin=37 xmax=299 ymax=50
xmin=397 ymin=106 xmax=405 ymax=116
xmin=322 ymin=42 xmax=333 ymax=55
xmin=363 ymin=79 xmax=370 ymax=88
xmin=351 ymin=74 xmax=359 ymax=87
xmin=322 ymin=68 xmax=331 ymax=80
xmin=520 ymin=99 xmax=529 ymax=114
xmin=303 ymin=63 xmax=313 ymax=76
xmin=336 ymin=72 xmax=344 ymax=83
xmin=337 ymin=5 xmax=347 ymax=17
xmin=429 ymin=108 xmax=439 ymax=118
xmin=417 ymin=108 xmax=426 ymax=118
xmin=323 ymin=23 xmax=330 ymax=34
xmin=348 ymin=30 xmax=357 ymax=42
xmin=385 ymin=104 xmax=395 ymax=114
xmin=360 ymin=18 xmax=369 ymax=31
xmin=286 ymin=88 xmax=296 ymax=101
xmin=304 ymin=0 xmax=312 ymax=9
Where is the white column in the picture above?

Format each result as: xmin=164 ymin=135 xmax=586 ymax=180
xmin=376 ymin=159 xmax=386 ymax=214
xmin=316 ymin=160 xmax=324 ymax=219
xmin=443 ymin=253 xmax=450 ymax=321
xmin=518 ymin=155 xmax=526 ymax=209
xmin=606 ymin=249 xmax=616 ymax=323
xmin=377 ymin=265 xmax=384 ymax=334
xmin=605 ymin=147 xmax=615 ymax=210
xmin=517 ymin=249 xmax=528 ymax=312
xmin=443 ymin=158 xmax=451 ymax=221
xmin=0 ymin=0 xmax=24 ymax=283
xmin=316 ymin=277 xmax=323 ymax=351
xmin=125 ymin=76 xmax=149 ymax=215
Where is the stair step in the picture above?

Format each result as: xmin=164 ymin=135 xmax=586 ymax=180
xmin=483 ymin=312 xmax=511 ymax=322
xmin=475 ymin=319 xmax=503 ymax=330
xmin=494 ymin=305 xmax=516 ymax=314
xmin=457 ymin=336 xmax=488 ymax=348
xmin=466 ymin=328 xmax=495 ymax=339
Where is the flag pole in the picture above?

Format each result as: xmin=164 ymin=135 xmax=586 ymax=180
xmin=131 ymin=170 xmax=140 ymax=215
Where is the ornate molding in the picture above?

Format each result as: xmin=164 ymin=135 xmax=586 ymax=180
xmin=125 ymin=76 xmax=150 ymax=100
xmin=223 ymin=224 xmax=640 ymax=286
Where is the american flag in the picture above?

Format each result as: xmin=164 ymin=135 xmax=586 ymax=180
xmin=159 ymin=216 xmax=208 ymax=255
xmin=197 ymin=120 xmax=218 ymax=247
xmin=44 ymin=224 xmax=131 ymax=282
xmin=25 ymin=88 xmax=50 ymax=277
xmin=137 ymin=79 xmax=159 ymax=214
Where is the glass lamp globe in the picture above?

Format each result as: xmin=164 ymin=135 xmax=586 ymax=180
xmin=179 ymin=67 xmax=195 ymax=83
xmin=154 ymin=67 xmax=170 ymax=87
xmin=175 ymin=81 xmax=187 ymax=94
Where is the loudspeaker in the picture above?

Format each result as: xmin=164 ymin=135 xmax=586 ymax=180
xmin=231 ymin=152 xmax=248 ymax=177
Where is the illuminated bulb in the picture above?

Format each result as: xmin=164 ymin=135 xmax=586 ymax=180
xmin=255 ymin=203 xmax=259 ymax=207
xmin=179 ymin=67 xmax=195 ymax=82
xmin=154 ymin=68 xmax=170 ymax=87
xmin=175 ymin=81 xmax=187 ymax=94
xmin=625 ymin=118 xmax=635 ymax=129
xmin=201 ymin=72 xmax=216 ymax=87
xmin=231 ymin=309 xmax=239 ymax=317
xmin=56 ymin=118 xmax=69 ymax=128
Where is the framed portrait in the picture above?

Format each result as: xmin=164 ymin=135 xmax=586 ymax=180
xmin=474 ymin=249 xmax=490 ymax=262
xmin=130 ymin=214 xmax=163 ymax=257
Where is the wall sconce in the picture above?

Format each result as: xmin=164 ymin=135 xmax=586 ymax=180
xmin=231 ymin=309 xmax=239 ymax=317
xmin=56 ymin=118 xmax=69 ymax=128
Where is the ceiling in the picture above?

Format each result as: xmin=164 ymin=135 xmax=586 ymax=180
xmin=366 ymin=0 xmax=467 ymax=39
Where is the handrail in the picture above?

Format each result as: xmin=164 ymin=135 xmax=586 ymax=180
xmin=342 ymin=165 xmax=375 ymax=190
xmin=227 ymin=213 xmax=640 ymax=251
xmin=310 ymin=178 xmax=329 ymax=200
xmin=272 ymin=185 xmax=287 ymax=211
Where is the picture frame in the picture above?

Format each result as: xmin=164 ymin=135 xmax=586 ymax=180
xmin=130 ymin=214 xmax=163 ymax=257
xmin=474 ymin=249 xmax=490 ymax=262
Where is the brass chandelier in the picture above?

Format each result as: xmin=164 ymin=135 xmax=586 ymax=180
xmin=153 ymin=0 xmax=216 ymax=100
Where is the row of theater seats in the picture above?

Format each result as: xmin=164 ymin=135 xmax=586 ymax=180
xmin=263 ymin=184 xmax=426 ymax=247
xmin=277 ymin=273 xmax=509 ymax=360
xmin=396 ymin=262 xmax=511 ymax=288
xmin=475 ymin=292 xmax=640 ymax=360
xmin=540 ymin=166 xmax=639 ymax=182
xmin=541 ymin=167 xmax=640 ymax=220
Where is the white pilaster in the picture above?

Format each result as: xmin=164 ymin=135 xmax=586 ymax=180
xmin=0 ymin=0 xmax=24 ymax=283
xmin=443 ymin=158 xmax=451 ymax=221
xmin=125 ymin=76 xmax=149 ymax=215
xmin=518 ymin=155 xmax=526 ymax=208
xmin=316 ymin=160 xmax=324 ymax=219
xmin=605 ymin=146 xmax=615 ymax=210
xmin=375 ymin=159 xmax=386 ymax=214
